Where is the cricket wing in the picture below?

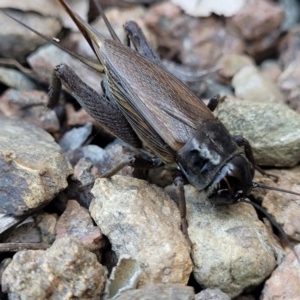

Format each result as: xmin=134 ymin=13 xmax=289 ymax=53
xmin=102 ymin=40 xmax=216 ymax=161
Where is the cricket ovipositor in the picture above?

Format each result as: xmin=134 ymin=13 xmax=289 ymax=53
xmin=4 ymin=0 xmax=300 ymax=248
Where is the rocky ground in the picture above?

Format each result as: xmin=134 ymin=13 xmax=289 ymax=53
xmin=0 ymin=0 xmax=300 ymax=299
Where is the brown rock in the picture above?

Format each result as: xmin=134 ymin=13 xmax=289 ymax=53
xmin=228 ymin=0 xmax=284 ymax=41
xmin=0 ymin=89 xmax=60 ymax=133
xmin=246 ymin=29 xmax=281 ymax=61
xmin=278 ymin=25 xmax=300 ymax=69
xmin=232 ymin=65 xmax=285 ymax=104
xmin=262 ymin=167 xmax=300 ymax=242
xmin=217 ymin=54 xmax=254 ymax=83
xmin=65 ymin=104 xmax=96 ymax=127
xmin=261 ymin=244 xmax=300 ymax=300
xmin=0 ymin=66 xmax=37 ymax=91
xmin=184 ymin=16 xmax=245 ymax=69
xmin=90 ymin=176 xmax=193 ymax=287
xmin=145 ymin=2 xmax=244 ymax=69
xmin=56 ymin=200 xmax=104 ymax=251
xmin=35 ymin=213 xmax=58 ymax=244
xmin=278 ymin=54 xmax=300 ymax=112
xmin=72 ymin=157 xmax=99 ymax=187
xmin=0 ymin=0 xmax=88 ymax=31
xmin=113 ymin=283 xmax=195 ymax=300
xmin=56 ymin=154 xmax=102 ymax=210
xmin=98 ymin=143 xmax=136 ymax=177
xmin=0 ymin=10 xmax=61 ymax=61
xmin=27 ymin=44 xmax=103 ymax=94
xmin=1 ymin=237 xmax=106 ymax=299
xmin=260 ymin=60 xmax=282 ymax=83
xmin=0 ymin=116 xmax=73 ymax=216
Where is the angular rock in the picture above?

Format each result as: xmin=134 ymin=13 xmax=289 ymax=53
xmin=0 ymin=217 xmax=41 ymax=243
xmin=145 ymin=2 xmax=244 ymax=69
xmin=0 ymin=89 xmax=60 ymax=133
xmin=105 ymin=255 xmax=142 ymax=299
xmin=55 ymin=156 xmax=99 ymax=209
xmin=246 ymin=29 xmax=281 ymax=61
xmin=0 ymin=0 xmax=88 ymax=31
xmin=67 ymin=144 xmax=105 ymax=167
xmin=195 ymin=288 xmax=231 ymax=300
xmin=72 ymin=157 xmax=99 ymax=187
xmin=204 ymin=79 xmax=234 ymax=99
xmin=0 ymin=66 xmax=37 ymax=91
xmin=35 ymin=213 xmax=58 ymax=244
xmin=277 ymin=55 xmax=300 ymax=112
xmin=65 ymin=104 xmax=96 ymax=127
xmin=217 ymin=54 xmax=254 ymax=84
xmin=113 ymin=283 xmax=195 ymax=300
xmin=232 ymin=65 xmax=284 ymax=104
xmin=90 ymin=176 xmax=193 ymax=287
xmin=185 ymin=185 xmax=277 ymax=298
xmin=278 ymin=25 xmax=300 ymax=69
xmin=27 ymin=44 xmax=102 ymax=94
xmin=0 ymin=10 xmax=61 ymax=61
xmin=99 ymin=143 xmax=137 ymax=177
xmin=228 ymin=0 xmax=284 ymax=41
xmin=261 ymin=166 xmax=300 ymax=241
xmin=2 ymin=237 xmax=106 ymax=299
xmin=0 ymin=116 xmax=73 ymax=216
xmin=89 ymin=6 xmax=156 ymax=57
xmin=59 ymin=122 xmax=93 ymax=152
xmin=280 ymin=0 xmax=300 ymax=32
xmin=55 ymin=200 xmax=104 ymax=251
xmin=260 ymin=244 xmax=300 ymax=300
xmin=214 ymin=99 xmax=300 ymax=167
xmin=0 ymin=214 xmax=25 ymax=235
xmin=260 ymin=60 xmax=282 ymax=83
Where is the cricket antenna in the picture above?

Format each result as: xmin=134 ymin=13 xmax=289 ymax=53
xmin=93 ymin=0 xmax=121 ymax=43
xmin=241 ymin=198 xmax=300 ymax=263
xmin=252 ymin=182 xmax=300 ymax=197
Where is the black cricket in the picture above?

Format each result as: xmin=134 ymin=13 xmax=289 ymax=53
xmin=4 ymin=0 xmax=300 ymax=246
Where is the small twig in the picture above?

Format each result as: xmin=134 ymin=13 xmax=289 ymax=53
xmin=0 ymin=243 xmax=51 ymax=252
xmin=0 ymin=58 xmax=32 ymax=74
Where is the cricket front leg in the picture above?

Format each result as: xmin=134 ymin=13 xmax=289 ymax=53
xmin=173 ymin=171 xmax=193 ymax=247
xmin=48 ymin=63 xmax=142 ymax=148
xmin=206 ymin=94 xmax=226 ymax=112
xmin=233 ymin=135 xmax=278 ymax=182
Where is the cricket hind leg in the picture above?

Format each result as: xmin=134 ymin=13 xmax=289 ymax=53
xmin=124 ymin=21 xmax=161 ymax=65
xmin=124 ymin=21 xmax=219 ymax=84
xmin=100 ymin=150 xmax=163 ymax=178
xmin=49 ymin=63 xmax=142 ymax=148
